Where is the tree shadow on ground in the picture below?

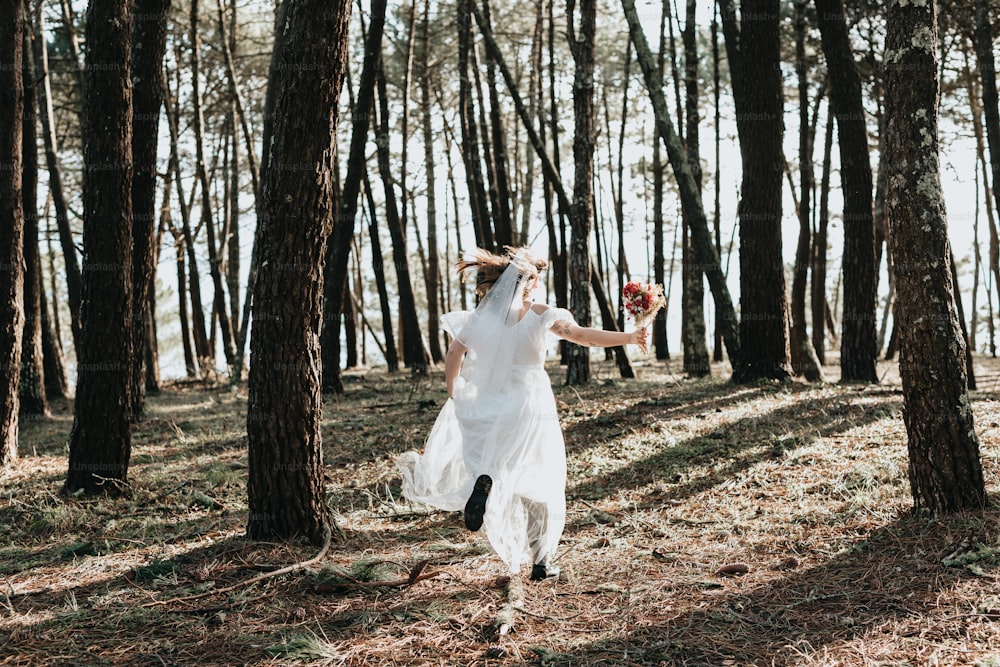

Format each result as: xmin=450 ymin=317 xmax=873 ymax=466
xmin=563 ymin=382 xmax=901 ymax=508
xmin=569 ymin=509 xmax=1000 ymax=665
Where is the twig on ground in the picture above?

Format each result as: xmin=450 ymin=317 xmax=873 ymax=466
xmin=141 ymin=524 xmax=333 ymax=608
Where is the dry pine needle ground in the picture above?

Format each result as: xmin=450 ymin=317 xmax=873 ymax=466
xmin=2 ymin=358 xmax=1000 ymax=666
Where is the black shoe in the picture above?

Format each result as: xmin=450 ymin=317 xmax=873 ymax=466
xmin=464 ymin=475 xmax=492 ymax=531
xmin=530 ymin=563 xmax=560 ymax=581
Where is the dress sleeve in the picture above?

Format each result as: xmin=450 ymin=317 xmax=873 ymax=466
xmin=539 ymin=306 xmax=577 ymax=333
xmin=440 ymin=310 xmax=473 ymax=340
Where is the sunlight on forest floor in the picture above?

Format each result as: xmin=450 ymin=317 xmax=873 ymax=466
xmin=3 ymin=357 xmax=1000 ymax=665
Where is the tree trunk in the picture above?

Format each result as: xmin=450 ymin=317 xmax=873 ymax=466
xmin=458 ymin=0 xmax=492 ymax=250
xmin=680 ymin=0 xmax=709 ymax=377
xmin=729 ymin=0 xmax=790 ymax=383
xmin=322 ymin=0 xmax=385 ymax=394
xmin=0 ymin=0 xmax=25 ymax=464
xmin=420 ymin=0 xmax=443 ymax=364
xmin=652 ymin=7 xmax=668 ymax=361
xmin=564 ymin=0 xmax=597 ymax=386
xmin=246 ymin=0 xmax=352 ymax=544
xmin=790 ymin=0 xmax=822 ymax=382
xmin=190 ymin=0 xmax=236 ymax=374
xmin=375 ymin=60 xmax=428 ymax=375
xmin=20 ymin=20 xmax=48 ymax=418
xmin=711 ymin=2 xmax=723 ymax=363
xmin=31 ymin=0 xmax=82 ymax=353
xmin=64 ymin=0 xmax=134 ymax=495
xmin=614 ymin=42 xmax=632 ymax=332
xmin=975 ymin=0 xmax=1000 ymax=241
xmin=364 ymin=167 xmax=399 ymax=371
xmin=39 ymin=262 xmax=68 ymax=399
xmin=815 ymin=0 xmax=878 ymax=383
xmin=480 ymin=0 xmax=513 ymax=247
xmin=812 ymin=103 xmax=834 ymax=365
xmin=130 ymin=0 xmax=169 ymax=418
xmin=164 ymin=66 xmax=212 ymax=372
xmin=884 ymin=0 xmax=984 ymax=514
xmin=621 ymin=0 xmax=741 ymax=368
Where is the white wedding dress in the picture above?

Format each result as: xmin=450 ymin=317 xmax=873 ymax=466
xmin=396 ymin=302 xmax=576 ymax=572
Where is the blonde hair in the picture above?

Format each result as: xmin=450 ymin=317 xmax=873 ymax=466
xmin=455 ymin=246 xmax=548 ymax=298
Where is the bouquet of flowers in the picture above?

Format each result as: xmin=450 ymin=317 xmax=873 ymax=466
xmin=622 ymin=280 xmax=666 ymax=329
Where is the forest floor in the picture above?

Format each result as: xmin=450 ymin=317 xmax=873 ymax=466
xmin=3 ymin=356 xmax=1000 ymax=666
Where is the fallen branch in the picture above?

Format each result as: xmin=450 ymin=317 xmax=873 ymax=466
xmin=142 ymin=524 xmax=333 ymax=608
xmin=314 ymin=559 xmax=440 ymax=594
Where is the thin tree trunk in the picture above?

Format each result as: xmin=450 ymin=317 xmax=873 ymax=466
xmin=164 ymin=66 xmax=211 ymax=372
xmin=246 ymin=0 xmax=352 ymax=544
xmin=65 ymin=0 xmax=134 ymax=495
xmin=885 ymin=0 xmax=984 ymax=514
xmin=323 ymin=0 xmax=386 ymax=393
xmin=681 ymin=0 xmax=709 ymax=377
xmin=458 ymin=0 xmax=492 ymax=250
xmin=620 ymin=0 xmax=741 ymax=367
xmin=130 ymin=0 xmax=170 ymax=417
xmin=20 ymin=18 xmax=48 ymax=418
xmin=615 ymin=40 xmax=632 ymax=332
xmin=190 ymin=0 xmax=236 ymax=373
xmin=652 ymin=5 xmax=668 ymax=361
xmin=966 ymin=52 xmax=1000 ymax=357
xmin=790 ymin=0 xmax=822 ymax=381
xmin=0 ymin=0 xmax=26 ymax=463
xmin=364 ymin=168 xmax=399 ymax=371
xmin=32 ymin=0 xmax=82 ymax=352
xmin=375 ymin=57 xmax=428 ymax=375
xmin=420 ymin=0 xmax=442 ymax=364
xmin=39 ymin=256 xmax=68 ymax=398
xmin=813 ymin=102 xmax=834 ymax=365
xmin=816 ymin=0 xmax=878 ymax=383
xmin=564 ymin=0 xmax=597 ymax=385
xmin=711 ymin=2 xmax=723 ymax=363
xmin=950 ymin=250 xmax=977 ymax=390
xmin=479 ymin=0 xmax=513 ymax=246
xmin=974 ymin=0 xmax=1000 ymax=232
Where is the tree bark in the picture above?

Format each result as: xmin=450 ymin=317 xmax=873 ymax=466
xmin=815 ymin=0 xmax=878 ymax=383
xmin=790 ymin=0 xmax=822 ymax=381
xmin=20 ymin=19 xmax=48 ymax=418
xmin=0 ymin=0 xmax=25 ymax=464
xmin=564 ymin=0 xmax=597 ymax=386
xmin=247 ymin=0 xmax=352 ymax=544
xmin=680 ymin=0 xmax=709 ymax=377
xmin=130 ymin=0 xmax=169 ymax=417
xmin=64 ymin=0 xmax=134 ymax=495
xmin=728 ymin=0 xmax=790 ymax=384
xmin=884 ymin=0 xmax=984 ymax=514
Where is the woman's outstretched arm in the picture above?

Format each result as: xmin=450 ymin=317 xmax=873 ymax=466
xmin=550 ymin=319 xmax=648 ymax=353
